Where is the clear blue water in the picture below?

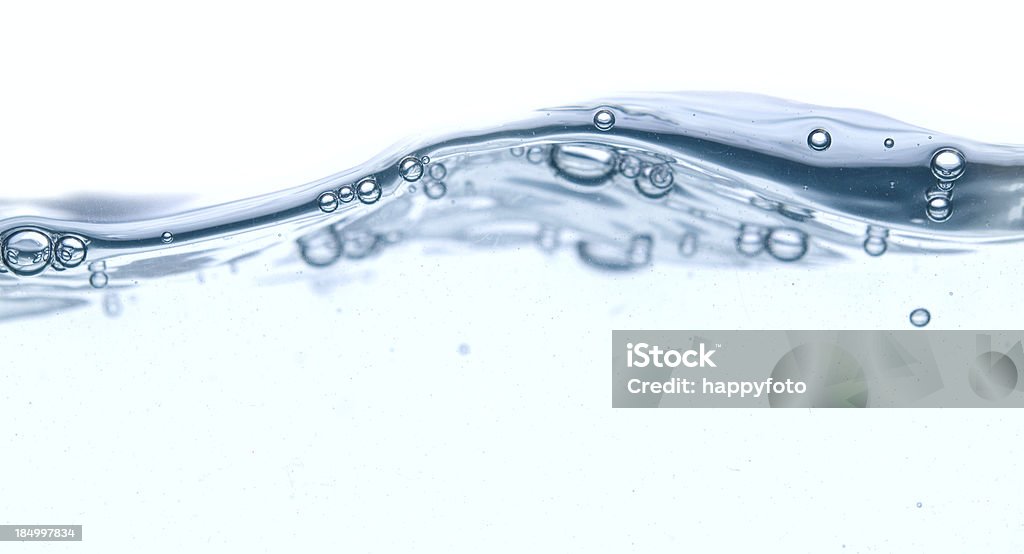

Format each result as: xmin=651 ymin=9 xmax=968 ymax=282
xmin=2 ymin=92 xmax=1022 ymax=321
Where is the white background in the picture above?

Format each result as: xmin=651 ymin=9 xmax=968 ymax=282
xmin=2 ymin=0 xmax=1023 ymax=552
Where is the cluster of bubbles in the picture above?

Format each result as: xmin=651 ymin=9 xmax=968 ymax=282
xmin=520 ymin=140 xmax=681 ymax=202
xmin=807 ymin=127 xmax=967 ymax=224
xmin=926 ymin=147 xmax=966 ymax=222
xmin=734 ymin=225 xmax=809 ymax=262
xmin=317 ymin=177 xmax=383 ymax=213
xmin=297 ymin=227 xmax=401 ymax=268
xmin=863 ymin=226 xmax=889 ymax=256
xmin=0 ymin=227 xmax=89 ymax=277
xmin=88 ymin=260 xmax=108 ymax=288
xmin=396 ymin=154 xmax=448 ymax=200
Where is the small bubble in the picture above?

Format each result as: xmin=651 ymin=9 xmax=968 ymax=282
xmin=649 ymin=165 xmax=675 ymax=189
xmin=356 ymin=177 xmax=382 ymax=204
xmin=161 ymin=231 xmax=174 ymax=244
xmin=807 ymin=128 xmax=831 ymax=151
xmin=54 ymin=235 xmax=87 ymax=268
xmin=428 ymin=163 xmax=447 ymax=180
xmin=317 ymin=190 xmax=339 ymax=212
xmin=864 ymin=236 xmax=888 ymax=256
xmin=2 ymin=228 xmax=53 ymax=276
xmin=736 ymin=225 xmax=766 ymax=257
xmin=89 ymin=271 xmax=109 ymax=289
xmin=458 ymin=344 xmax=470 ymax=355
xmin=407 ymin=185 xmax=417 ymax=193
xmin=593 ymin=109 xmax=615 ymax=131
xmin=618 ymin=155 xmax=641 ymax=178
xmin=884 ymin=137 xmax=895 ymax=149
xmin=765 ymin=228 xmax=808 ymax=262
xmin=678 ymin=232 xmax=698 ymax=257
xmin=909 ymin=308 xmax=931 ymax=327
xmin=420 ymin=155 xmax=430 ymax=165
xmin=424 ymin=181 xmax=447 ymax=199
xmin=526 ymin=146 xmax=546 ymax=164
xmin=930 ymin=148 xmax=966 ymax=181
xmin=927 ymin=195 xmax=952 ymax=222
xmin=338 ymin=184 xmax=356 ymax=203
xmin=916 ymin=502 xmax=923 ymax=508
xmin=398 ymin=156 xmax=425 ymax=182
xmin=510 ymin=146 xmax=525 ymax=157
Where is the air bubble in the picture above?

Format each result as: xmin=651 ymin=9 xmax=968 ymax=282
xmin=909 ymin=308 xmax=931 ymax=327
xmin=420 ymin=155 xmax=430 ymax=165
xmin=89 ymin=271 xmax=109 ymax=289
xmin=884 ymin=138 xmax=895 ymax=149
xmin=2 ymin=228 xmax=53 ymax=276
xmin=429 ymin=163 xmax=447 ymax=180
xmin=510 ymin=147 xmax=525 ymax=157
xmin=593 ymin=109 xmax=615 ymax=131
xmin=864 ymin=236 xmax=888 ymax=256
xmin=317 ymin=191 xmax=339 ymax=213
xmin=399 ymin=156 xmax=425 ymax=182
xmin=930 ymin=148 xmax=966 ymax=181
xmin=161 ymin=232 xmax=174 ymax=243
xmin=549 ymin=144 xmax=617 ymax=186
xmin=356 ymin=177 xmax=382 ymax=204
xmin=298 ymin=228 xmax=342 ymax=267
xmin=618 ymin=155 xmax=641 ymax=178
xmin=649 ymin=165 xmax=675 ymax=189
xmin=807 ymin=129 xmax=831 ymax=151
xmin=338 ymin=185 xmax=356 ymax=203
xmin=926 ymin=195 xmax=952 ymax=222
xmin=765 ymin=228 xmax=808 ymax=262
xmin=54 ymin=235 xmax=87 ymax=268
xmin=424 ymin=181 xmax=447 ymax=199
xmin=458 ymin=344 xmax=470 ymax=355
xmin=736 ymin=225 xmax=766 ymax=257
xmin=526 ymin=146 xmax=546 ymax=164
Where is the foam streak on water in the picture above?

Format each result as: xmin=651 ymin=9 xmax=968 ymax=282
xmin=1 ymin=92 xmax=1023 ymax=319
